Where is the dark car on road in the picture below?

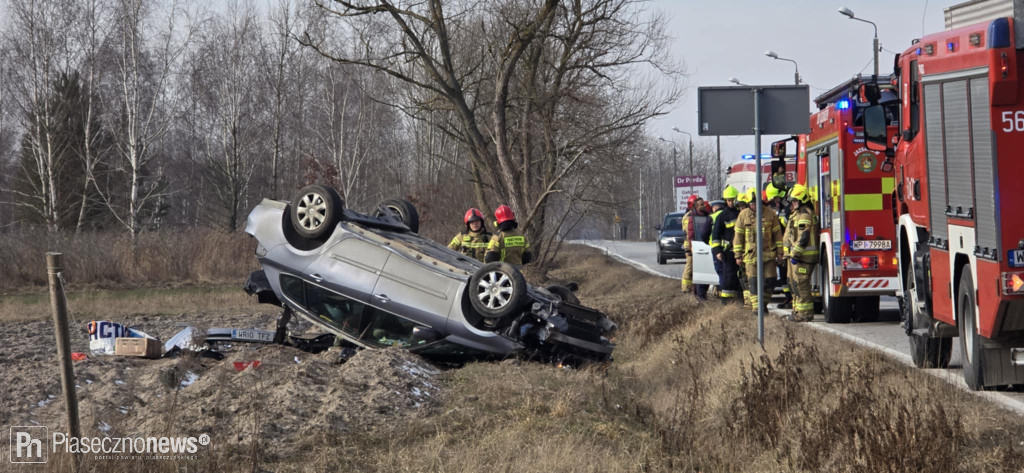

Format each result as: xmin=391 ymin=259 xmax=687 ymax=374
xmin=243 ymin=185 xmax=616 ymax=365
xmin=655 ymin=212 xmax=687 ymax=264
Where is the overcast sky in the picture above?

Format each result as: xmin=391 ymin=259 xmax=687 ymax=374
xmin=649 ymin=0 xmax=957 ymax=173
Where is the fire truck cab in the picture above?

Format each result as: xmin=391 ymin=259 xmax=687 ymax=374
xmin=773 ymin=76 xmax=901 ymax=324
xmin=863 ymin=6 xmax=1024 ymax=389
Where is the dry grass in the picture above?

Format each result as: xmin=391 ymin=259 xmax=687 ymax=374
xmin=0 ymin=285 xmax=269 ymax=322
xmin=0 ymin=228 xmax=258 ymax=292
xmin=18 ymin=245 xmax=1024 ymax=472
xmin=291 ymin=247 xmax=1024 ymax=473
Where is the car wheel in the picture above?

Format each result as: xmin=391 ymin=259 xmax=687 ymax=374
xmin=290 ymin=185 xmax=343 ymax=240
xmin=851 ymin=296 xmax=880 ymax=323
xmin=958 ymin=269 xmax=984 ymax=390
xmin=374 ymin=198 xmax=420 ymax=233
xmin=657 ymin=253 xmax=667 ymax=265
xmin=545 ymin=285 xmax=580 ymax=305
xmin=469 ymin=262 xmax=528 ymax=320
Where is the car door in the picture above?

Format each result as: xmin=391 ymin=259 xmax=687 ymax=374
xmin=372 ymin=251 xmax=458 ymax=332
xmin=691 ymin=241 xmax=720 ymax=285
xmin=305 ymin=235 xmax=390 ymax=303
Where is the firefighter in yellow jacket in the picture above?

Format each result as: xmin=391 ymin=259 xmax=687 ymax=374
xmin=733 ymin=187 xmax=784 ymax=313
xmin=734 ymin=188 xmax=754 ymax=308
xmin=485 ymin=205 xmax=533 ymax=266
xmin=785 ymin=184 xmax=819 ymax=322
xmin=448 ymin=208 xmax=493 ymax=261
xmin=680 ymin=194 xmax=699 ymax=293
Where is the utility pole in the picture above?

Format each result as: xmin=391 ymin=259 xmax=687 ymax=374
xmin=716 ymin=136 xmax=721 ymax=196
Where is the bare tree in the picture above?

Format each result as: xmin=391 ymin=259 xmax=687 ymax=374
xmin=96 ymin=0 xmax=198 ymax=239
xmin=3 ymin=0 xmax=80 ymax=232
xmin=191 ymin=2 xmax=263 ymax=231
xmin=302 ymin=0 xmax=683 ymax=249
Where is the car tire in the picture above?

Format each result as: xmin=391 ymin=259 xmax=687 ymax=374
xmin=545 ymin=285 xmax=580 ymax=305
xmin=958 ymin=269 xmax=984 ymax=390
xmin=290 ymin=185 xmax=344 ymax=240
xmin=851 ymin=296 xmax=880 ymax=323
xmin=469 ymin=262 xmax=528 ymax=320
xmin=375 ymin=198 xmax=420 ymax=233
xmin=657 ymin=253 xmax=667 ymax=265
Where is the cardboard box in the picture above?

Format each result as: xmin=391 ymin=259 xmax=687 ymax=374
xmin=115 ymin=337 xmax=162 ymax=359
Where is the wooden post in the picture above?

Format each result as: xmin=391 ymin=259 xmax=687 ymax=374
xmin=47 ymin=252 xmax=81 ymax=470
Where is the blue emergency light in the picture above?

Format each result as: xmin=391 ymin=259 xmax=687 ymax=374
xmin=836 ymin=98 xmax=851 ymax=110
xmin=740 ymin=154 xmax=772 ymax=160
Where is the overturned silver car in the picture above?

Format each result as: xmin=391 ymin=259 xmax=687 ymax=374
xmin=244 ymin=185 xmax=616 ymax=365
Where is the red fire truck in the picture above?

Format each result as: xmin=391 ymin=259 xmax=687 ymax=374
xmin=861 ymin=9 xmax=1024 ymax=389
xmin=771 ymin=76 xmax=901 ymax=324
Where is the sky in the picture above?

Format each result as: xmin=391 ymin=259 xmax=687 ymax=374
xmin=649 ymin=0 xmax=958 ymax=173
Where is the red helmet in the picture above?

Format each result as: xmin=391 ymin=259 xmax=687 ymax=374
xmin=495 ymin=205 xmax=515 ymax=224
xmin=687 ymin=194 xmax=699 ymax=208
xmin=464 ymin=208 xmax=484 ymax=224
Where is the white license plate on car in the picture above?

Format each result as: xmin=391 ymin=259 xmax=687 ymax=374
xmin=851 ymin=240 xmax=891 ymax=251
xmin=231 ymin=329 xmax=274 ymax=343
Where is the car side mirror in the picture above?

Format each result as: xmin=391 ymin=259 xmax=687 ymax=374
xmin=655 ymin=224 xmax=662 ymax=231
xmin=863 ymin=104 xmax=888 ymax=152
xmin=410 ymin=327 xmax=442 ymax=345
xmin=770 ymin=139 xmax=788 ymax=159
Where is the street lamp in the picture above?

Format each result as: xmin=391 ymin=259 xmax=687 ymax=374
xmin=729 ymin=77 xmax=748 ymax=86
xmin=671 ymin=127 xmax=694 ymax=178
xmin=657 ymin=136 xmax=678 ymax=180
xmin=838 ymin=6 xmax=879 ymax=77
xmin=764 ymin=50 xmax=802 ymax=86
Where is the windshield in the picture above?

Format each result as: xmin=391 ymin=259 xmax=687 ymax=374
xmin=662 ymin=216 xmax=682 ymax=231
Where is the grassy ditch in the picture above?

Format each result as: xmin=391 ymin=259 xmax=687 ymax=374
xmin=311 ymin=246 xmax=1024 ymax=473
xmin=22 ymin=245 xmax=1024 ymax=472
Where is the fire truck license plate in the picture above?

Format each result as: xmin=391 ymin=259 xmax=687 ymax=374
xmin=851 ymin=240 xmax=891 ymax=251
xmin=1009 ymin=250 xmax=1024 ymax=268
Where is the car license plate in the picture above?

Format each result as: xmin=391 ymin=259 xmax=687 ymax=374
xmin=231 ymin=329 xmax=274 ymax=343
xmin=1010 ymin=250 xmax=1024 ymax=268
xmin=850 ymin=240 xmax=891 ymax=251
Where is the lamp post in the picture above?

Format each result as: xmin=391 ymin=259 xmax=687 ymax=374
xmin=764 ymin=50 xmax=802 ymax=86
xmin=839 ymin=6 xmax=879 ymax=77
xmin=657 ymin=136 xmax=678 ymax=181
xmin=671 ymin=127 xmax=694 ymax=178
xmin=729 ymin=76 xmax=748 ymax=86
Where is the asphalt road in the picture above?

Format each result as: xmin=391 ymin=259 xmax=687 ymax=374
xmin=574 ymin=239 xmax=1024 ymax=414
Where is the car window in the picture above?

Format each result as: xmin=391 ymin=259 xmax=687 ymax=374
xmin=293 ymin=279 xmax=428 ymax=348
xmin=358 ymin=310 xmax=425 ymax=348
xmin=305 ymin=284 xmax=369 ymax=338
xmin=281 ymin=274 xmax=305 ymax=306
xmin=663 ymin=217 xmax=682 ymax=230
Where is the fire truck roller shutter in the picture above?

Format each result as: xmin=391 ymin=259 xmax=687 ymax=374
xmin=941 ymin=80 xmax=973 ymax=220
xmin=923 ymin=83 xmax=948 ymax=244
xmin=969 ymin=78 xmax=998 ymax=258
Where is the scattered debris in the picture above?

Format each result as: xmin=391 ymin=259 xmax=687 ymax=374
xmin=233 ymin=361 xmax=261 ymax=372
xmin=179 ymin=371 xmax=200 ymax=388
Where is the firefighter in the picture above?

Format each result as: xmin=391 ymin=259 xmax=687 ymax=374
xmin=688 ymin=196 xmax=713 ymax=300
xmin=733 ymin=187 xmax=784 ymax=313
xmin=785 ymin=184 xmax=819 ymax=322
xmin=734 ymin=188 xmax=755 ymax=308
xmin=711 ymin=186 xmax=742 ymax=304
xmin=767 ymin=184 xmax=793 ymax=309
xmin=448 ymin=208 xmax=493 ymax=261
xmin=485 ymin=205 xmax=533 ymax=265
xmin=680 ymin=194 xmax=699 ymax=293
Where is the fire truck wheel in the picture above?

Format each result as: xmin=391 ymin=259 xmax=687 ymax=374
xmin=821 ymin=262 xmax=854 ymax=323
xmin=958 ymin=270 xmax=984 ymax=390
xmin=905 ymin=288 xmax=951 ymax=368
xmin=851 ymin=296 xmax=880 ymax=323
